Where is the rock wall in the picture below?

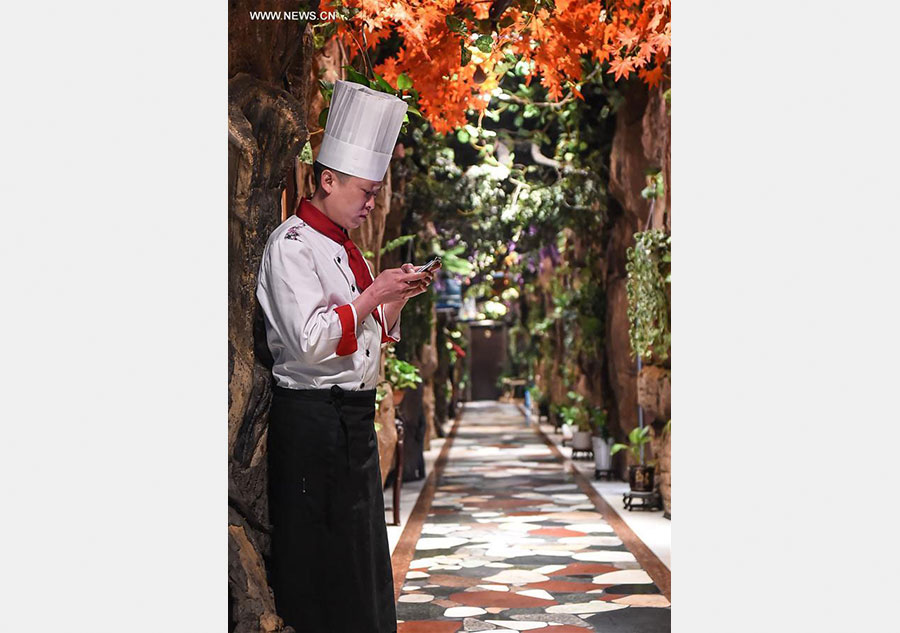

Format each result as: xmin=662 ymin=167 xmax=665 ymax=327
xmin=604 ymin=78 xmax=671 ymax=480
xmin=228 ymin=3 xmax=315 ymax=631
xmin=637 ymin=365 xmax=671 ymax=423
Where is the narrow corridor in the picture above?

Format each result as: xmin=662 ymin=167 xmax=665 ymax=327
xmin=391 ymin=402 xmax=671 ymax=633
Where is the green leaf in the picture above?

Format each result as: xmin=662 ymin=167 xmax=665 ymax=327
xmin=397 ymin=73 xmax=413 ymax=91
xmin=320 ymin=21 xmax=338 ymax=41
xmin=446 ymin=15 xmax=467 ymax=34
xmin=343 ymin=65 xmax=371 ymax=87
xmin=460 ymin=39 xmax=472 ymax=66
xmin=318 ymin=79 xmax=334 ymax=99
xmin=318 ymin=107 xmax=329 ymax=128
xmin=299 ymin=140 xmax=314 ymax=165
xmin=380 ymin=234 xmax=415 ymax=255
xmin=475 ymin=34 xmax=493 ymax=53
xmin=373 ymin=72 xmax=395 ymax=93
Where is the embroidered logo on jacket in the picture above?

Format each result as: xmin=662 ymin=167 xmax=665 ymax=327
xmin=284 ymin=224 xmax=305 ymax=241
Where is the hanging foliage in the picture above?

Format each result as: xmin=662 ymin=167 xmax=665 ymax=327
xmin=625 ymin=228 xmax=671 ymax=361
xmin=328 ymin=0 xmax=671 ymax=133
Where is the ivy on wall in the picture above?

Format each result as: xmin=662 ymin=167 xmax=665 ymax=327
xmin=625 ymin=228 xmax=671 ymax=361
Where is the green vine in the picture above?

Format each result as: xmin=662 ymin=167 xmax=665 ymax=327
xmin=625 ymin=229 xmax=671 ymax=361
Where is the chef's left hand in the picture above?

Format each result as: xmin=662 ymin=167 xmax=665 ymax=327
xmin=400 ymin=262 xmax=440 ymax=297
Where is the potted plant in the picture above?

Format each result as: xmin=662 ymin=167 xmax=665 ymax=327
xmin=610 ymin=426 xmax=655 ymax=492
xmin=559 ymin=391 xmax=592 ymax=451
xmin=384 ymin=354 xmax=422 ymax=406
xmin=589 ymin=407 xmax=612 ymax=472
xmin=552 ymin=403 xmax=574 ymax=443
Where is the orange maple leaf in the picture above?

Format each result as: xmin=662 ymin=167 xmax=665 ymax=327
xmin=639 ymin=64 xmax=664 ymax=87
xmin=607 ymin=55 xmax=635 ymax=81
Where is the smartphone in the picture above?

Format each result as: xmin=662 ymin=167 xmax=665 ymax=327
xmin=416 ymin=256 xmax=442 ymax=273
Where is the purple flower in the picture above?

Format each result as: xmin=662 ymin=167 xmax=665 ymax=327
xmin=549 ymin=243 xmax=560 ymax=266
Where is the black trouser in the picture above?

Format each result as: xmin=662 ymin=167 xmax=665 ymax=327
xmin=267 ymin=385 xmax=396 ymax=633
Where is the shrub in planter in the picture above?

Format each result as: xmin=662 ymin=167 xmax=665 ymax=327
xmin=610 ymin=426 xmax=655 ymax=492
xmin=559 ymin=391 xmax=592 ymax=451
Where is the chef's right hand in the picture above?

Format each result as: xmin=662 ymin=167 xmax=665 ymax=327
xmin=372 ymin=267 xmax=429 ymax=303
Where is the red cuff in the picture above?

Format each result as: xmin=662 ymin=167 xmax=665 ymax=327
xmin=334 ymin=304 xmax=358 ymax=356
xmin=381 ymin=331 xmax=399 ymax=344
xmin=376 ymin=305 xmax=399 ymax=344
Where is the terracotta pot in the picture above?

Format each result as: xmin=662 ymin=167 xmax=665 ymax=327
xmin=392 ymin=388 xmax=406 ymax=406
xmin=628 ymin=465 xmax=655 ymax=492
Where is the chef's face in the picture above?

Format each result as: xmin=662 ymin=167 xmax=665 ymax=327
xmin=323 ymin=171 xmax=382 ymax=230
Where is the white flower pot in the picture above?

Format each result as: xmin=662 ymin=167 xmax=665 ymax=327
xmin=561 ymin=424 xmax=574 ymax=441
xmin=592 ymin=436 xmax=611 ymax=470
xmin=572 ymin=430 xmax=592 ymax=451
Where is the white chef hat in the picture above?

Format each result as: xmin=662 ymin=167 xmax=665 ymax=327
xmin=316 ymin=80 xmax=409 ymax=182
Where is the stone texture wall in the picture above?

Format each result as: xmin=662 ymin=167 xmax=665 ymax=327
xmin=604 ymin=78 xmax=671 ymax=482
xmin=228 ymin=3 xmax=315 ymax=630
xmin=637 ymin=365 xmax=671 ymax=423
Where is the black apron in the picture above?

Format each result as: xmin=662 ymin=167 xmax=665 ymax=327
xmin=267 ymin=385 xmax=396 ymax=633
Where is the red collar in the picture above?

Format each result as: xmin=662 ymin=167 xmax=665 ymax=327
xmin=296 ymin=198 xmax=350 ymax=245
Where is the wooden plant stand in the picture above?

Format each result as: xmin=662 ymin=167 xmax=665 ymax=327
xmin=623 ymin=489 xmax=663 ymax=511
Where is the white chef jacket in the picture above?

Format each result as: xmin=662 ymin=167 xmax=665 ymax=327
xmin=256 ymin=213 xmax=400 ymax=391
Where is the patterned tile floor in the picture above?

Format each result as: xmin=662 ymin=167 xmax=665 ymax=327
xmin=394 ymin=402 xmax=671 ymax=633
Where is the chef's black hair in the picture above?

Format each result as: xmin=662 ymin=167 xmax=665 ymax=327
xmin=313 ymin=161 xmax=350 ymax=191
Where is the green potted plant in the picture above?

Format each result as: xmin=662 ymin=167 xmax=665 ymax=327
xmin=559 ymin=391 xmax=592 ymax=451
xmin=384 ymin=355 xmax=422 ymax=406
xmin=589 ymin=407 xmax=612 ymax=472
xmin=610 ymin=426 xmax=655 ymax=492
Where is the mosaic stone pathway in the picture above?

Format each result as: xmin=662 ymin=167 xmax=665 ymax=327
xmin=394 ymin=402 xmax=671 ymax=633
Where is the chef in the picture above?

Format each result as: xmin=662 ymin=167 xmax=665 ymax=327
xmin=256 ymin=80 xmax=438 ymax=633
